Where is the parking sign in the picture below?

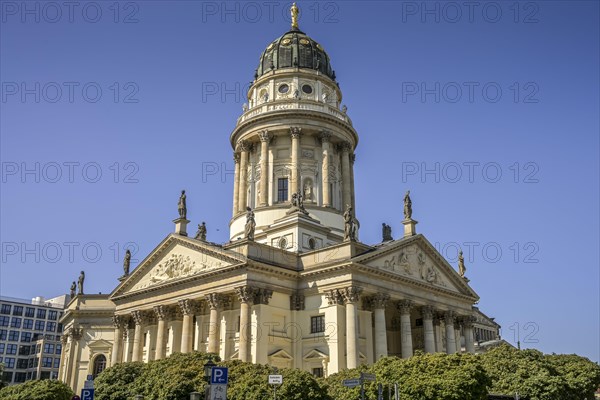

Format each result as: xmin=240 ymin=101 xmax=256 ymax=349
xmin=210 ymin=367 xmax=228 ymax=384
xmin=81 ymin=389 xmax=94 ymax=400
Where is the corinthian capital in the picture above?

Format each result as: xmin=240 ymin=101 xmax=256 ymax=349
xmin=237 ymin=140 xmax=250 ymax=152
xmin=205 ymin=293 xmax=226 ymax=310
xmin=371 ymin=293 xmax=390 ymax=309
xmin=319 ymin=130 xmax=331 ymax=143
xmin=289 ymin=126 xmax=302 ymax=139
xmin=397 ymin=299 xmax=413 ymax=314
xmin=444 ymin=310 xmax=456 ymax=325
xmin=112 ymin=315 xmax=128 ymax=329
xmin=178 ymin=299 xmax=198 ymax=316
xmin=325 ymin=289 xmax=344 ymax=305
xmin=236 ymin=286 xmax=256 ymax=304
xmin=258 ymin=130 xmax=271 ymax=142
xmin=233 ymin=152 xmax=241 ymax=164
xmin=421 ymin=305 xmax=435 ymax=320
xmin=342 ymin=286 xmax=363 ymax=304
xmin=254 ymin=288 xmax=273 ymax=305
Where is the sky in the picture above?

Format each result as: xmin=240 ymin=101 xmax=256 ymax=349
xmin=1 ymin=1 xmax=598 ymax=362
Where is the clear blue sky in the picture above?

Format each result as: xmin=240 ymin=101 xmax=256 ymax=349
xmin=1 ymin=1 xmax=598 ymax=362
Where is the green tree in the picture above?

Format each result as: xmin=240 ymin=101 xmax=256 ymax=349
xmin=546 ymin=353 xmax=600 ymax=400
xmin=0 ymin=379 xmax=73 ymax=400
xmin=94 ymin=361 xmax=146 ymax=400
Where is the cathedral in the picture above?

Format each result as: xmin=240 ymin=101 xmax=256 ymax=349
xmin=59 ymin=5 xmax=501 ymax=393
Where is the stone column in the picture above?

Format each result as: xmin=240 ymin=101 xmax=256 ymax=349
xmin=372 ymin=293 xmax=389 ymax=360
xmin=350 ymin=153 xmax=356 ymax=211
xmin=232 ymin=153 xmax=240 ymax=215
xmin=421 ymin=306 xmax=436 ymax=354
xmin=455 ymin=324 xmax=462 ymax=353
xmin=67 ymin=328 xmax=82 ymax=390
xmin=340 ymin=142 xmax=352 ymax=209
xmin=131 ymin=311 xmax=145 ymax=362
xmin=290 ymin=127 xmax=301 ymax=194
xmin=320 ymin=130 xmax=332 ymax=207
xmin=179 ymin=299 xmax=196 ymax=353
xmin=342 ymin=286 xmax=362 ymax=369
xmin=153 ymin=306 xmax=168 ymax=360
xmin=236 ymin=286 xmax=256 ymax=362
xmin=445 ymin=311 xmax=456 ymax=355
xmin=433 ymin=316 xmax=443 ymax=352
xmin=463 ymin=316 xmax=476 ymax=353
xmin=110 ymin=316 xmax=126 ymax=366
xmin=258 ymin=130 xmax=270 ymax=207
xmin=398 ymin=300 xmax=413 ymax=359
xmin=205 ymin=294 xmax=224 ymax=354
xmin=238 ymin=141 xmax=249 ymax=213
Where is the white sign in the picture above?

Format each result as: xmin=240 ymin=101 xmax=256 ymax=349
xmin=209 ymin=384 xmax=227 ymax=400
xmin=343 ymin=379 xmax=361 ymax=387
xmin=83 ymin=381 xmax=94 ymax=389
xmin=268 ymin=374 xmax=283 ymax=385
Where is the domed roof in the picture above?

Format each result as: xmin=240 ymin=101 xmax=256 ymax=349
xmin=255 ymin=29 xmax=336 ymax=81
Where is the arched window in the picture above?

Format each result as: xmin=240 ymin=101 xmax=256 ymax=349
xmin=92 ymin=354 xmax=107 ymax=378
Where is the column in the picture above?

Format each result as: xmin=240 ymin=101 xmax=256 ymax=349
xmin=290 ymin=127 xmax=301 ymax=195
xmin=445 ymin=311 xmax=456 ymax=355
xmin=68 ymin=328 xmax=82 ymax=390
xmin=205 ymin=294 xmax=224 ymax=354
xmin=110 ymin=316 xmax=125 ymax=366
xmin=455 ymin=324 xmax=462 ymax=353
xmin=232 ymin=153 xmax=240 ymax=215
xmin=236 ymin=286 xmax=255 ymax=362
xmin=342 ymin=286 xmax=362 ymax=369
xmin=463 ymin=317 xmax=475 ymax=353
xmin=340 ymin=142 xmax=352 ymax=209
xmin=320 ymin=131 xmax=332 ymax=207
xmin=350 ymin=153 xmax=356 ymax=211
xmin=372 ymin=294 xmax=389 ymax=360
xmin=179 ymin=299 xmax=196 ymax=353
xmin=252 ymin=288 xmax=273 ymax=364
xmin=398 ymin=300 xmax=413 ymax=359
xmin=434 ymin=316 xmax=443 ymax=353
xmin=131 ymin=311 xmax=145 ymax=362
xmin=124 ymin=326 xmax=134 ymax=362
xmin=153 ymin=306 xmax=168 ymax=360
xmin=258 ymin=131 xmax=270 ymax=207
xmin=238 ymin=141 xmax=249 ymax=213
xmin=421 ymin=306 xmax=436 ymax=354
xmin=57 ymin=335 xmax=68 ymax=382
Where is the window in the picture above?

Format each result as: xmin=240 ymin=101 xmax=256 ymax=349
xmin=0 ymin=304 xmax=11 ymax=315
xmin=53 ymin=358 xmax=60 ymax=368
xmin=48 ymin=311 xmax=58 ymax=321
xmin=42 ymin=357 xmax=53 ymax=368
xmin=20 ymin=332 xmax=32 ymax=343
xmin=6 ymin=344 xmax=17 ymax=355
xmin=312 ymin=367 xmax=324 ymax=377
xmin=43 ymin=343 xmax=54 ymax=354
xmin=40 ymin=371 xmax=51 ymax=380
xmin=302 ymin=84 xmax=313 ymax=94
xmin=36 ymin=309 xmax=46 ymax=319
xmin=92 ymin=355 xmax=107 ymax=378
xmin=14 ymin=372 xmax=26 ymax=383
xmin=16 ymin=359 xmax=28 ymax=369
xmin=0 ymin=316 xmax=9 ymax=326
xmin=4 ymin=357 xmax=15 ymax=368
xmin=35 ymin=320 xmax=45 ymax=331
xmin=12 ymin=306 xmax=23 ymax=316
xmin=36 ymin=344 xmax=41 ymax=354
xmin=23 ymin=319 xmax=33 ymax=329
xmin=277 ymin=178 xmax=288 ymax=202
xmin=10 ymin=317 xmax=21 ymax=328
xmin=18 ymin=345 xmax=30 ymax=356
xmin=278 ymin=84 xmax=289 ymax=94
xmin=8 ymin=331 xmax=19 ymax=341
xmin=25 ymin=307 xmax=35 ymax=318
xmin=2 ymin=371 xmax=13 ymax=383
xmin=415 ymin=318 xmax=423 ymax=327
xmin=28 ymin=358 xmax=34 ymax=368
xmin=33 ymin=357 xmax=39 ymax=367
xmin=0 ymin=330 xmax=7 ymax=340
xmin=310 ymin=315 xmax=325 ymax=334
xmin=46 ymin=322 xmax=56 ymax=332
xmin=55 ymin=344 xmax=62 ymax=354
xmin=0 ymin=343 xmax=4 ymax=353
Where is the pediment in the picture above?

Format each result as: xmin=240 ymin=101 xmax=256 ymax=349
xmin=88 ymin=339 xmax=112 ymax=349
xmin=269 ymin=349 xmax=293 ymax=360
xmin=111 ymin=234 xmax=246 ymax=297
xmin=353 ymin=235 xmax=478 ymax=299
xmin=303 ymin=349 xmax=328 ymax=360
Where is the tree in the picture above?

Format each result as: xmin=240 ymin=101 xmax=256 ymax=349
xmin=94 ymin=361 xmax=146 ymax=400
xmin=0 ymin=379 xmax=73 ymax=400
xmin=545 ymin=354 xmax=600 ymax=400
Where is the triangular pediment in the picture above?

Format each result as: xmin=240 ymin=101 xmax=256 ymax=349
xmin=303 ymin=349 xmax=329 ymax=360
xmin=353 ymin=235 xmax=478 ymax=300
xmin=111 ymin=234 xmax=247 ymax=298
xmin=269 ymin=349 xmax=293 ymax=360
xmin=88 ymin=339 xmax=112 ymax=350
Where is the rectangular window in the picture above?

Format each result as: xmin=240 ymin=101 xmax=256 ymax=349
xmin=28 ymin=358 xmax=34 ymax=368
xmin=53 ymin=358 xmax=60 ymax=368
xmin=14 ymin=372 xmax=26 ymax=383
xmin=0 ymin=304 xmax=11 ymax=315
xmin=12 ymin=306 xmax=23 ymax=316
xmin=312 ymin=367 xmax=324 ymax=378
xmin=55 ymin=344 xmax=62 ymax=354
xmin=2 ymin=371 xmax=13 ymax=383
xmin=33 ymin=357 xmax=39 ymax=367
xmin=48 ymin=311 xmax=58 ymax=321
xmin=42 ymin=357 xmax=53 ymax=368
xmin=16 ymin=359 xmax=28 ymax=369
xmin=46 ymin=322 xmax=56 ymax=332
xmin=0 ymin=330 xmax=7 ymax=340
xmin=36 ymin=309 xmax=46 ymax=319
xmin=8 ymin=331 xmax=19 ymax=341
xmin=35 ymin=320 xmax=45 ymax=331
xmin=0 ymin=344 xmax=4 ymax=354
xmin=310 ymin=315 xmax=325 ymax=334
xmin=277 ymin=178 xmax=289 ymax=202
xmin=4 ymin=357 xmax=15 ymax=368
xmin=23 ymin=319 xmax=33 ymax=329
xmin=6 ymin=344 xmax=17 ymax=355
xmin=25 ymin=307 xmax=35 ymax=318
xmin=20 ymin=332 xmax=32 ymax=343
xmin=43 ymin=343 xmax=54 ymax=354
xmin=0 ymin=316 xmax=9 ymax=327
xmin=10 ymin=317 xmax=21 ymax=328
xmin=18 ymin=345 xmax=30 ymax=356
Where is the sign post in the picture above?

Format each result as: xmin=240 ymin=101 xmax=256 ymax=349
xmin=268 ymin=373 xmax=283 ymax=400
xmin=209 ymin=367 xmax=228 ymax=400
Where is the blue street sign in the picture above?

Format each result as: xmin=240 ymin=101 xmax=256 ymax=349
xmin=81 ymin=389 xmax=94 ymax=400
xmin=210 ymin=367 xmax=229 ymax=384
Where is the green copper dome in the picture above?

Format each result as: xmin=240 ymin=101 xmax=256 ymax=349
xmin=255 ymin=29 xmax=336 ymax=81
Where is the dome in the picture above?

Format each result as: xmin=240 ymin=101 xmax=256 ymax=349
xmin=255 ymin=29 xmax=336 ymax=81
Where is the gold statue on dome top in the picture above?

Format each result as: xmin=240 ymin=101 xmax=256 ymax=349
xmin=291 ymin=3 xmax=299 ymax=30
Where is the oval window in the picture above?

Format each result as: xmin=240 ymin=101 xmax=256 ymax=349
xmin=279 ymin=237 xmax=288 ymax=249
xmin=302 ymin=84 xmax=313 ymax=94
xmin=308 ymin=238 xmax=317 ymax=250
xmin=278 ymin=84 xmax=289 ymax=94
